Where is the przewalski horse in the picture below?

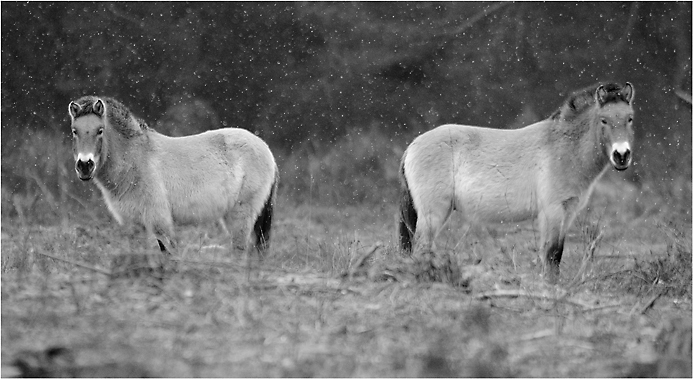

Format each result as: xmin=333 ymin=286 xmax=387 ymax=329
xmin=399 ymin=83 xmax=635 ymax=283
xmin=68 ymin=96 xmax=279 ymax=257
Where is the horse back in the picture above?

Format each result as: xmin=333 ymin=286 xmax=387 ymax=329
xmin=404 ymin=123 xmax=553 ymax=222
xmin=153 ymin=128 xmax=275 ymax=177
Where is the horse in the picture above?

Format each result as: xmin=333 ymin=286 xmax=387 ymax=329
xmin=398 ymin=83 xmax=635 ymax=283
xmin=68 ymin=96 xmax=279 ymax=257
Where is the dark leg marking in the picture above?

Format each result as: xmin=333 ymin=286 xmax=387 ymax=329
xmin=544 ymin=237 xmax=565 ymax=283
xmin=399 ymin=153 xmax=417 ymax=254
xmin=254 ymin=172 xmax=277 ymax=252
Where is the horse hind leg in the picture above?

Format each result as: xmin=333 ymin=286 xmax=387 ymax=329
xmin=412 ymin=196 xmax=454 ymax=258
xmin=399 ymin=212 xmax=416 ymax=254
xmin=228 ymin=213 xmax=251 ymax=254
xmin=226 ymin=203 xmax=259 ymax=261
xmin=253 ymin=177 xmax=277 ymax=256
xmin=399 ymin=169 xmax=418 ymax=254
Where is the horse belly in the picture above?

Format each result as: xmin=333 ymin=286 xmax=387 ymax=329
xmin=172 ymin=200 xmax=226 ymax=225
xmin=457 ymin=195 xmax=537 ymax=223
xmin=455 ymin=170 xmax=538 ymax=223
xmin=169 ymin=177 xmax=236 ymax=225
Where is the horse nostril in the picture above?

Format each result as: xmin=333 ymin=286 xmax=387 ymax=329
xmin=76 ymin=159 xmax=95 ymax=176
xmin=612 ymin=149 xmax=631 ymax=166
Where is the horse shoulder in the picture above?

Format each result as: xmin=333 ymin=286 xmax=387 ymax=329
xmin=538 ymin=117 xmax=610 ymax=203
xmin=90 ymin=134 xmax=160 ymax=225
xmin=536 ymin=142 xmax=607 ymax=214
xmin=94 ymin=172 xmax=165 ymax=227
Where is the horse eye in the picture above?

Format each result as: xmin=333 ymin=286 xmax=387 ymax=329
xmin=601 ymin=119 xmax=607 ymax=125
xmin=71 ymin=130 xmax=77 ymax=136
xmin=97 ymin=128 xmax=104 ymax=135
xmin=628 ymin=117 xmax=633 ymax=123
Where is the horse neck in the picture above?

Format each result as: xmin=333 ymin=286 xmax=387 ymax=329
xmin=554 ymin=112 xmax=608 ymax=181
xmin=95 ymin=129 xmax=148 ymax=195
xmin=581 ymin=116 xmax=609 ymax=176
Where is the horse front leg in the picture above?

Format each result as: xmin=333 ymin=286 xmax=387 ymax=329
xmin=111 ymin=221 xmax=175 ymax=278
xmin=543 ymin=234 xmax=565 ymax=284
xmin=538 ymin=204 xmax=566 ymax=284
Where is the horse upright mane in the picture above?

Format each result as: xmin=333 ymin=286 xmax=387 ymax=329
xmin=551 ymin=83 xmax=629 ymax=121
xmin=71 ymin=95 xmax=148 ymax=138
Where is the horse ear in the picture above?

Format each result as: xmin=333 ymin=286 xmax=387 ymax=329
xmin=595 ymin=85 xmax=607 ymax=106
xmin=93 ymin=99 xmax=105 ymax=117
xmin=622 ymin=82 xmax=634 ymax=104
xmin=68 ymin=101 xmax=81 ymax=119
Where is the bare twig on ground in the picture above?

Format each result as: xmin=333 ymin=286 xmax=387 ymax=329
xmin=171 ymin=258 xmax=244 ymax=271
xmin=629 ymin=291 xmax=663 ymax=316
xmin=515 ymin=329 xmax=554 ymax=342
xmin=475 ymin=288 xmax=620 ymax=311
xmin=35 ymin=251 xmax=111 ymax=276
xmin=476 ymin=289 xmax=584 ymax=307
xmin=580 ymin=304 xmax=626 ymax=313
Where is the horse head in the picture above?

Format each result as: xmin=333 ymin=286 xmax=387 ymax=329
xmin=68 ymin=97 xmax=107 ymax=181
xmin=594 ymin=83 xmax=635 ymax=171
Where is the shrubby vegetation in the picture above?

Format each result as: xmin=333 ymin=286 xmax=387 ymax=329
xmin=2 ymin=2 xmax=691 ymax=215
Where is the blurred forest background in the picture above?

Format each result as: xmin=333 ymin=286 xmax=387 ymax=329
xmin=1 ymin=2 xmax=691 ymax=225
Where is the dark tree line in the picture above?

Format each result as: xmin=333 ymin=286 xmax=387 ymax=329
xmin=2 ymin=2 xmax=691 ymax=178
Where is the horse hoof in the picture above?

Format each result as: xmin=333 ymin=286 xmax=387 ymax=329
xmin=542 ymin=266 xmax=560 ymax=284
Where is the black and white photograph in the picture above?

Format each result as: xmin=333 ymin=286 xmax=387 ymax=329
xmin=1 ymin=2 xmax=691 ymax=377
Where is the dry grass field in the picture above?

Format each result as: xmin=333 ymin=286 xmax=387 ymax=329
xmin=1 ymin=172 xmax=691 ymax=377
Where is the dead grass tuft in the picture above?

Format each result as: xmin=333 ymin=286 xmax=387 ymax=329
xmin=344 ymin=246 xmax=474 ymax=288
xmin=409 ymin=250 xmax=468 ymax=287
xmin=625 ymin=220 xmax=692 ymax=298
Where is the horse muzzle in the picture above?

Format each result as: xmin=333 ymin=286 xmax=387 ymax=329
xmin=610 ymin=142 xmax=631 ymax=171
xmin=75 ymin=157 xmax=96 ymax=181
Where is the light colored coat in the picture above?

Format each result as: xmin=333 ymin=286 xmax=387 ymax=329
xmin=69 ymin=96 xmax=278 ymax=255
xmin=399 ymin=83 xmax=635 ymax=283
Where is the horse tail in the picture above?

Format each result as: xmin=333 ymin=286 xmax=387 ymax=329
xmin=399 ymin=150 xmax=417 ymax=254
xmin=254 ymin=165 xmax=278 ymax=251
